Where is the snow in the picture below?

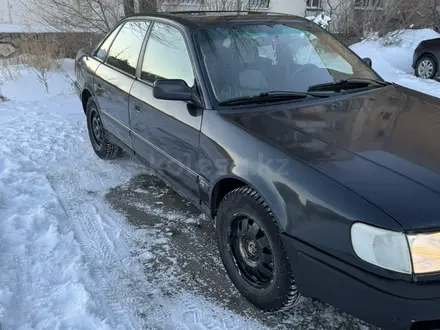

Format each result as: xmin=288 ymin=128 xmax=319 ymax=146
xmin=1 ymin=62 xmax=74 ymax=102
xmin=0 ymin=61 xmax=265 ymax=329
xmin=351 ymin=29 xmax=440 ymax=98
xmin=306 ymin=12 xmax=332 ymax=29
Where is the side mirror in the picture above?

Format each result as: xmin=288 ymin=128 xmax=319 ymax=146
xmin=362 ymin=57 xmax=372 ymax=67
xmin=153 ymin=79 xmax=193 ymax=102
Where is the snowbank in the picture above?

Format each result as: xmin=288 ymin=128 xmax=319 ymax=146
xmin=352 ymin=29 xmax=440 ymax=74
xmin=0 ymin=61 xmax=142 ymax=329
xmin=351 ymin=29 xmax=440 ymax=98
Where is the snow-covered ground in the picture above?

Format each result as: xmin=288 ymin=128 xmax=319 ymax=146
xmin=0 ymin=62 xmax=266 ymax=330
xmin=351 ymin=28 xmax=440 ymax=98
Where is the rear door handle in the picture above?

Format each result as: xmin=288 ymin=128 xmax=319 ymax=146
xmin=134 ymin=104 xmax=141 ymax=112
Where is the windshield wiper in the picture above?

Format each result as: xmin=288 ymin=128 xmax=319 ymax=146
xmin=307 ymin=78 xmax=389 ymax=92
xmin=218 ymin=91 xmax=329 ymax=106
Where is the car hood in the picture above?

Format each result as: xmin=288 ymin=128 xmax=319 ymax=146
xmin=221 ymin=85 xmax=440 ymax=231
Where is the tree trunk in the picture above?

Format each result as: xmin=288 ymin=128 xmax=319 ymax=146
xmin=124 ymin=0 xmax=135 ymax=15
xmin=139 ymin=0 xmax=157 ymax=13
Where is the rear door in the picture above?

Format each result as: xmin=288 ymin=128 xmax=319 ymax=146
xmin=129 ymin=21 xmax=203 ymax=200
xmin=94 ymin=20 xmax=150 ymax=149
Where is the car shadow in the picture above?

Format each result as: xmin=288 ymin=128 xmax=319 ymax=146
xmin=105 ymin=173 xmax=377 ymax=330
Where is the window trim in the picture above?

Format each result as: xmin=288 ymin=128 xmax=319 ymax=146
xmin=134 ymin=16 xmax=210 ymax=109
xmin=137 ymin=20 xmax=197 ymax=88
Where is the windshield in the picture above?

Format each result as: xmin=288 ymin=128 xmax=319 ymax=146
xmin=194 ymin=22 xmax=382 ymax=102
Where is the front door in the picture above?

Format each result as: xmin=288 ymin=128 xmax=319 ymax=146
xmin=129 ymin=21 xmax=203 ymax=200
xmin=94 ymin=20 xmax=150 ymax=148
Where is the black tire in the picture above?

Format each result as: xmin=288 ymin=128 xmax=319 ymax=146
xmin=86 ymin=98 xmax=121 ymax=160
xmin=216 ymin=186 xmax=300 ymax=312
xmin=415 ymin=55 xmax=438 ymax=79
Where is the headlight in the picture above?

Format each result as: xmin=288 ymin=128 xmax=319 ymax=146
xmin=407 ymin=233 xmax=440 ymax=274
xmin=351 ymin=223 xmax=412 ymax=274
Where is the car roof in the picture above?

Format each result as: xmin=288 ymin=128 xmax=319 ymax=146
xmin=125 ymin=11 xmax=309 ymax=30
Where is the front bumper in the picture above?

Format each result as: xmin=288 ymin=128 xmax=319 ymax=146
xmin=282 ymin=234 xmax=440 ymax=330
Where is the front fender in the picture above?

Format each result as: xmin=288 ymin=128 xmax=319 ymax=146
xmin=199 ymin=110 xmax=401 ymax=275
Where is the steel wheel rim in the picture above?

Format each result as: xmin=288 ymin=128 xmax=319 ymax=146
xmin=418 ymin=59 xmax=434 ymax=78
xmin=91 ymin=108 xmax=103 ymax=146
xmin=229 ymin=214 xmax=274 ymax=288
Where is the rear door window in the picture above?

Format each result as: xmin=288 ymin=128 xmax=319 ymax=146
xmin=106 ymin=21 xmax=150 ymax=76
xmin=95 ymin=25 xmax=122 ymax=61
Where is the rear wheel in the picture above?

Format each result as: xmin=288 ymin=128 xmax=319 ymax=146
xmin=86 ymin=98 xmax=121 ymax=159
xmin=216 ymin=186 xmax=300 ymax=311
xmin=415 ymin=55 xmax=437 ymax=79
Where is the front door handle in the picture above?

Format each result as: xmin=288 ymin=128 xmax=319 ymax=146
xmin=96 ymin=84 xmax=105 ymax=95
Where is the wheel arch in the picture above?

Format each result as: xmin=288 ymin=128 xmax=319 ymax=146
xmin=81 ymin=88 xmax=93 ymax=114
xmin=209 ymin=174 xmax=289 ymax=231
xmin=417 ymin=52 xmax=438 ymax=68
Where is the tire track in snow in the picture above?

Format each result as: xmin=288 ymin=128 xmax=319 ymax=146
xmin=5 ymin=109 xmax=192 ymax=330
xmin=48 ymin=180 xmax=149 ymax=330
xmin=50 ymin=179 xmax=239 ymax=330
xmin=0 ymin=143 xmax=111 ymax=329
xmin=0 ymin=107 xmax=147 ymax=329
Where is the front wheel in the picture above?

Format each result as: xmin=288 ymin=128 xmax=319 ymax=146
xmin=415 ymin=55 xmax=437 ymax=79
xmin=216 ymin=186 xmax=300 ymax=311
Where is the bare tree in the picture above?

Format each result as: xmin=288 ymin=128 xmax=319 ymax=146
xmin=322 ymin=0 xmax=343 ymax=31
xmin=360 ymin=0 xmax=434 ymax=38
xmin=139 ymin=0 xmax=157 ymax=12
xmin=124 ymin=0 xmax=135 ymax=15
xmin=325 ymin=0 xmax=343 ymax=18
xmin=22 ymin=41 xmax=63 ymax=93
xmin=327 ymin=0 xmax=436 ymax=43
xmin=20 ymin=0 xmax=124 ymax=33
xmin=21 ymin=0 xmax=195 ymax=34
xmin=409 ymin=0 xmax=440 ymax=31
